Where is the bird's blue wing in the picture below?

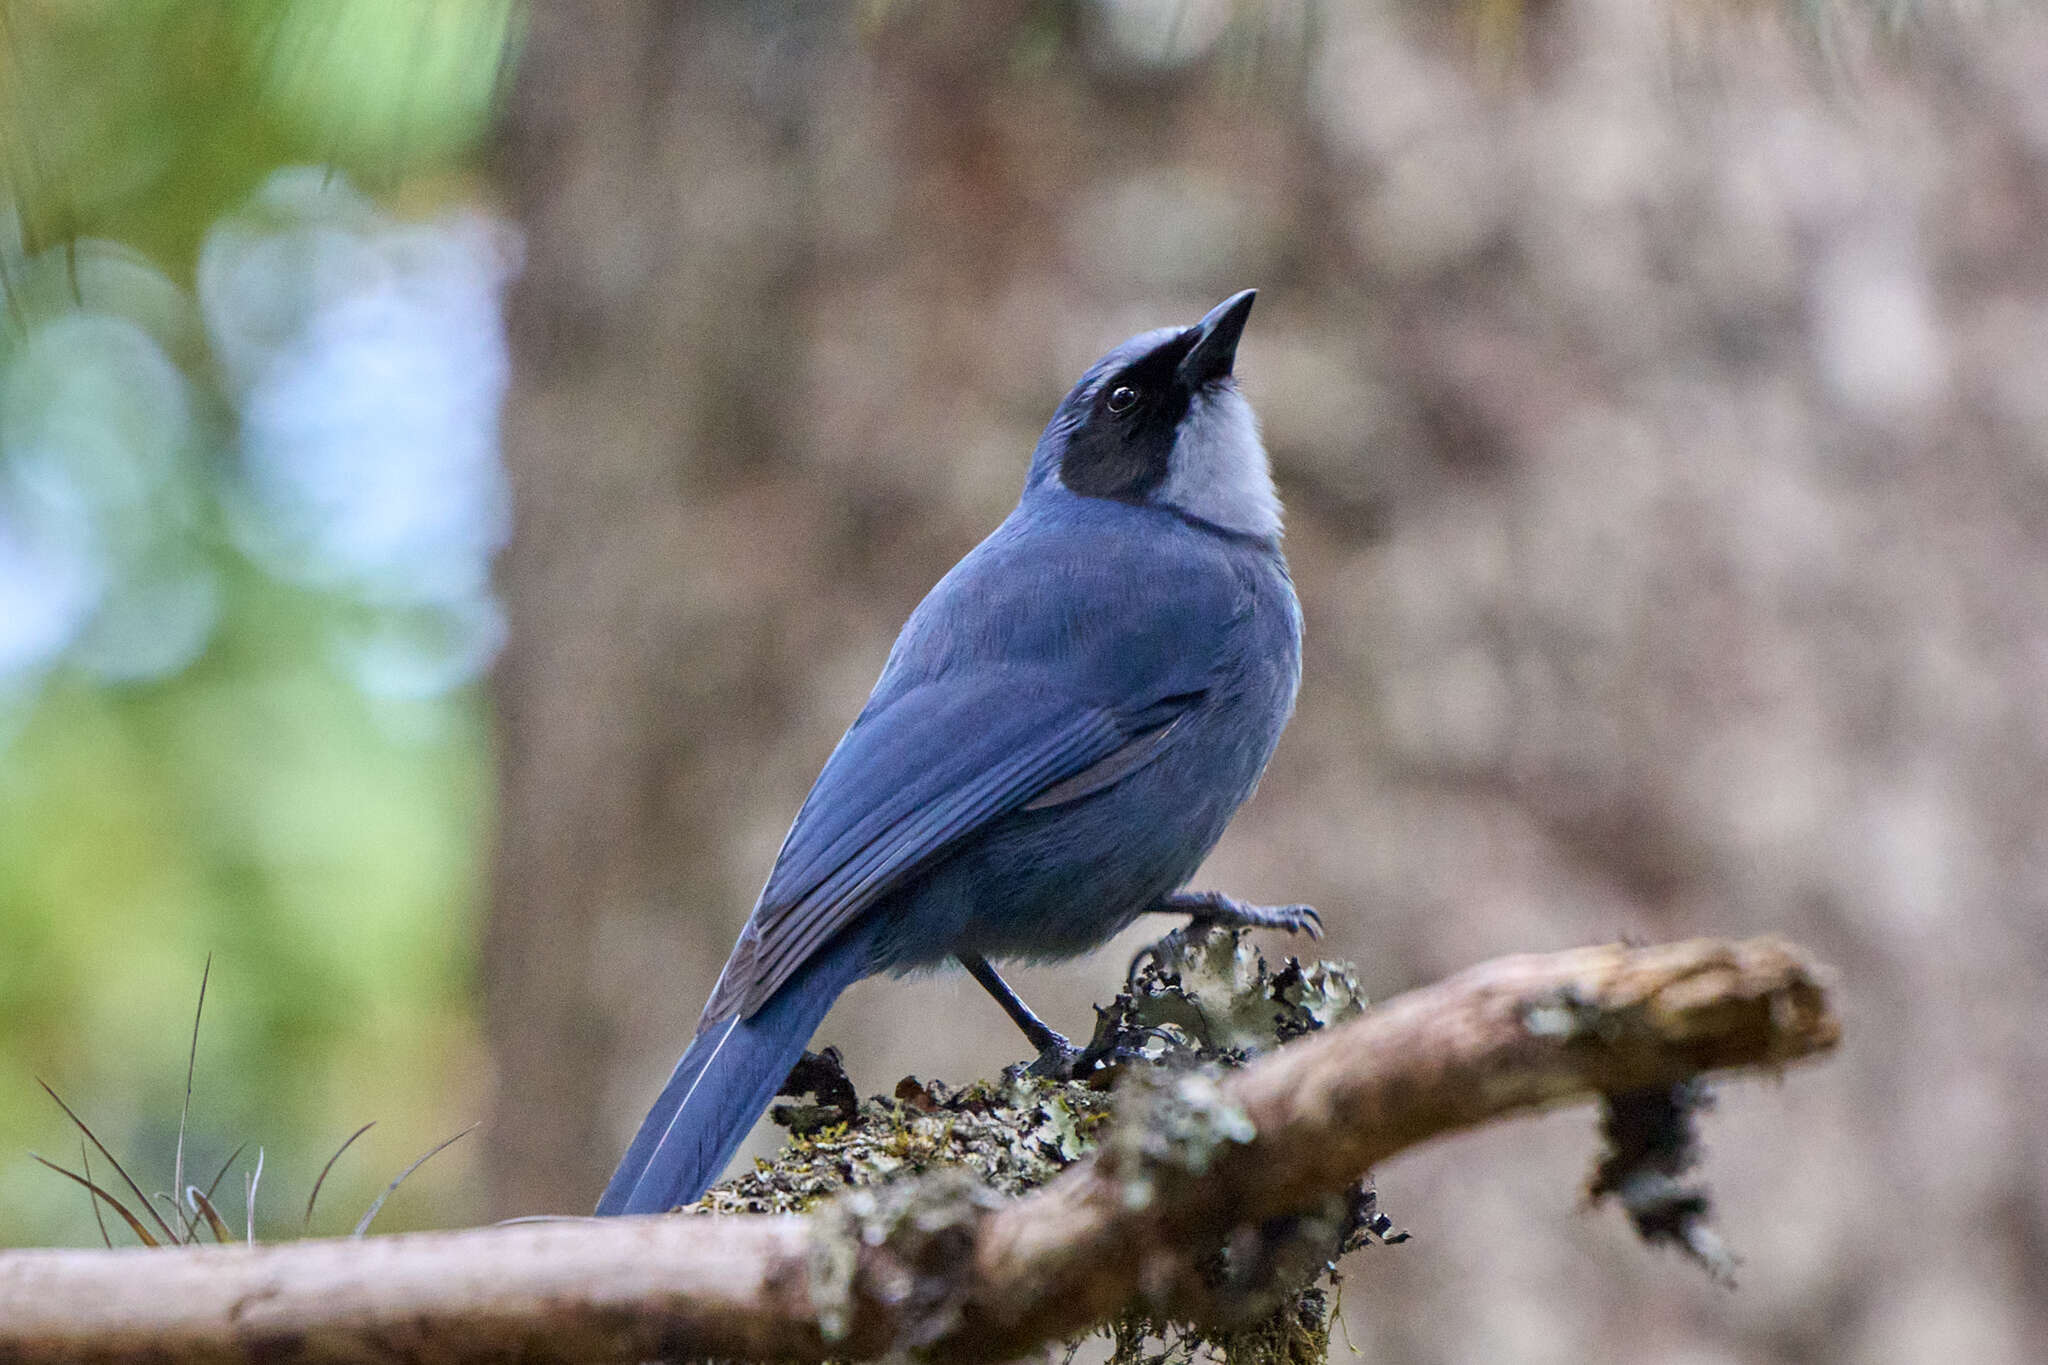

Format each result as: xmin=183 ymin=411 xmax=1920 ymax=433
xmin=703 ymin=672 xmax=1194 ymax=1021
xmin=700 ymin=504 xmax=1253 ymax=1024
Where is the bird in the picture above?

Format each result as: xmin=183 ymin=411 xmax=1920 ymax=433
xmin=596 ymin=288 xmax=1311 ymax=1217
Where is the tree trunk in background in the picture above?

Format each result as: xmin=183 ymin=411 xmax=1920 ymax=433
xmin=479 ymin=0 xmax=1110 ymax=1220
xmin=479 ymin=5 xmax=2048 ymax=1358
xmin=483 ymin=2 xmax=822 ymax=1216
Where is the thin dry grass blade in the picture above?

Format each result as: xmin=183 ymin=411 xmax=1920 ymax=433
xmin=304 ymin=1121 xmax=375 ymax=1232
xmin=80 ymin=1143 xmax=112 ymax=1249
xmin=245 ymin=1146 xmax=265 ymax=1245
xmin=202 ymin=1139 xmax=250 ymax=1206
xmin=352 ymin=1123 xmax=476 ymax=1238
xmin=152 ymin=1190 xmax=196 ymax=1245
xmin=185 ymin=1185 xmax=232 ymax=1244
xmin=36 ymin=1079 xmax=179 ymax=1244
xmin=30 ymin=1154 xmax=157 ymax=1247
xmin=172 ymin=954 xmax=212 ymax=1243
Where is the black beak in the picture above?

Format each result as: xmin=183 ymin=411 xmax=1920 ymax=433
xmin=1177 ymin=288 xmax=1256 ymax=388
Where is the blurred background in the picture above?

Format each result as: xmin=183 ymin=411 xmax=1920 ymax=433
xmin=3 ymin=1 xmax=2046 ymax=1360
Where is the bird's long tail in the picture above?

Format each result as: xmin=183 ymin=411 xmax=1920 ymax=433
xmin=595 ymin=927 xmax=874 ymax=1216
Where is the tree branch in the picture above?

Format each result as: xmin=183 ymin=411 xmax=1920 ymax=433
xmin=0 ymin=937 xmax=1838 ymax=1364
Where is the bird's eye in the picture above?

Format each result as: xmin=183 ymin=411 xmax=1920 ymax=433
xmin=1107 ymin=385 xmax=1139 ymax=413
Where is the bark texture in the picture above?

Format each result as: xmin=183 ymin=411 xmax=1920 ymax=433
xmin=485 ymin=1 xmax=828 ymax=1213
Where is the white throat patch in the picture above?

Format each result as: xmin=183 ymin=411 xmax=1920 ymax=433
xmin=1156 ymin=385 xmax=1282 ymax=540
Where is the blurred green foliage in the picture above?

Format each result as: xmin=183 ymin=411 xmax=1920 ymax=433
xmin=0 ymin=0 xmax=519 ymax=1246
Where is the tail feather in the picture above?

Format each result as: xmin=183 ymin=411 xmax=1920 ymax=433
xmin=595 ymin=928 xmax=871 ymax=1216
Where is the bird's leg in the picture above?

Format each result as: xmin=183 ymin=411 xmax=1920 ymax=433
xmin=959 ymin=954 xmax=1084 ymax=1076
xmin=1129 ymin=891 xmax=1323 ymax=986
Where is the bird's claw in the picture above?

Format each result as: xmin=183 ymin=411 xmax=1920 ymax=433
xmin=1128 ymin=897 xmax=1322 ymax=989
xmin=1191 ymin=900 xmax=1322 ymax=939
xmin=1171 ymin=892 xmax=1323 ymax=939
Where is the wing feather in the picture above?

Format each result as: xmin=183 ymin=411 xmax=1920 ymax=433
xmin=744 ymin=705 xmax=1126 ymax=999
xmin=704 ymin=686 xmax=1176 ymax=1021
xmin=699 ymin=506 xmax=1252 ymax=1025
xmin=1022 ymin=713 xmax=1186 ymax=811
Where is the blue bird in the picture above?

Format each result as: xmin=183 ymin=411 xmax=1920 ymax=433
xmin=596 ymin=289 xmax=1312 ymax=1216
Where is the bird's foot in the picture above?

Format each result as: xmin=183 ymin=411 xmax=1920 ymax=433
xmin=1022 ymin=1030 xmax=1088 ymax=1080
xmin=1026 ymin=1000 xmax=1162 ymax=1080
xmin=1162 ymin=890 xmax=1323 ymax=939
xmin=963 ymin=953 xmax=1102 ymax=1077
xmin=1128 ymin=893 xmax=1323 ymax=987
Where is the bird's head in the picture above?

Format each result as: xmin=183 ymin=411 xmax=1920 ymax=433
xmin=1028 ymin=289 xmax=1278 ymax=541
